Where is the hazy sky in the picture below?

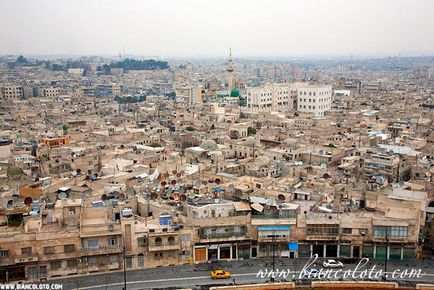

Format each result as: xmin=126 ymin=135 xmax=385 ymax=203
xmin=1 ymin=0 xmax=433 ymax=58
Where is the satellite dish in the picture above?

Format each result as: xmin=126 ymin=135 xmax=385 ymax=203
xmin=319 ymin=150 xmax=324 ymax=155
xmin=172 ymin=170 xmax=177 ymax=175
xmin=161 ymin=181 xmax=167 ymax=186
xmin=277 ymin=194 xmax=285 ymax=201
xmin=215 ymin=178 xmax=221 ymax=185
xmin=202 ymin=181 xmax=208 ymax=185
xmin=153 ymin=178 xmax=160 ymax=185
xmin=228 ymin=184 xmax=235 ymax=190
xmin=176 ymin=173 xmax=181 ymax=178
xmin=58 ymin=192 xmax=67 ymax=199
xmin=171 ymin=180 xmax=177 ymax=186
xmin=118 ymin=193 xmax=125 ymax=201
xmin=6 ymin=200 xmax=13 ymax=208
xmin=194 ymin=181 xmax=201 ymax=188
xmin=101 ymin=194 xmax=108 ymax=201
xmin=24 ymin=197 xmax=33 ymax=205
xmin=180 ymin=194 xmax=187 ymax=201
xmin=208 ymin=179 xmax=214 ymax=183
xmin=180 ymin=171 xmax=185 ymax=175
xmin=178 ymin=188 xmax=185 ymax=194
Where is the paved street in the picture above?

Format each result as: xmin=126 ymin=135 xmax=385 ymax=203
xmin=48 ymin=258 xmax=434 ymax=290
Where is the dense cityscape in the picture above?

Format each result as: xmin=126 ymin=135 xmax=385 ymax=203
xmin=1 ymin=1 xmax=434 ymax=290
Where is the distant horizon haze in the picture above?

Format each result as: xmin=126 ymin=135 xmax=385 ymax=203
xmin=1 ymin=0 xmax=433 ymax=58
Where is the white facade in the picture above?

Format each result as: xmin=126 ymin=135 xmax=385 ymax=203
xmin=296 ymin=84 xmax=332 ymax=116
xmin=246 ymin=83 xmax=296 ymax=112
xmin=68 ymin=68 xmax=84 ymax=75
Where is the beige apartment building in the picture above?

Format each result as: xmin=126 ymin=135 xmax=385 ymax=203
xmin=1 ymin=85 xmax=23 ymax=100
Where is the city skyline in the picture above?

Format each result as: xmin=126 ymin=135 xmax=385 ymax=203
xmin=1 ymin=0 xmax=433 ymax=58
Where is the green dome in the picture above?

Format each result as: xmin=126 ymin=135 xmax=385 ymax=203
xmin=230 ymin=88 xmax=240 ymax=97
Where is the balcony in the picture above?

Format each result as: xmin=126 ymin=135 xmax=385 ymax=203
xmin=251 ymin=214 xmax=297 ymax=226
xmin=148 ymin=241 xmax=180 ymax=252
xmin=257 ymin=235 xmax=292 ymax=243
xmin=199 ymin=231 xmax=250 ymax=242
xmin=14 ymin=254 xmax=38 ymax=264
xmin=80 ymin=245 xmax=122 ymax=256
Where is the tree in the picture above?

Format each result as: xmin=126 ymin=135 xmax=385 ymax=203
xmin=150 ymin=143 xmax=162 ymax=148
xmin=247 ymin=127 xmax=257 ymax=136
xmin=62 ymin=124 xmax=68 ymax=135
xmin=185 ymin=126 xmax=195 ymax=132
xmin=16 ymin=55 xmax=28 ymax=64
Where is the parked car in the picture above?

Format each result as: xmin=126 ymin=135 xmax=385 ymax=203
xmin=323 ymin=259 xmax=343 ymax=268
xmin=210 ymin=269 xmax=231 ymax=279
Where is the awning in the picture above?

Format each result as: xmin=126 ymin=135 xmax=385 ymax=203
xmin=234 ymin=202 xmax=251 ymax=212
xmin=289 ymin=242 xmax=298 ymax=251
xmin=258 ymin=226 xmax=291 ymax=231
xmin=251 ymin=202 xmax=264 ymax=212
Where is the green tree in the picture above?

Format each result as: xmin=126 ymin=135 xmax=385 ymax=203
xmin=247 ymin=127 xmax=257 ymax=136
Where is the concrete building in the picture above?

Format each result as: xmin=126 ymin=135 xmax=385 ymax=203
xmin=296 ymin=84 xmax=332 ymax=117
xmin=1 ymin=85 xmax=23 ymax=100
xmin=246 ymin=83 xmax=295 ymax=112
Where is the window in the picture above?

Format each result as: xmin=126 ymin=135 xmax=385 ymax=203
xmin=69 ymin=207 xmax=76 ymax=214
xmin=137 ymin=237 xmax=148 ymax=247
xmin=373 ymin=226 xmax=408 ymax=238
xmin=50 ymin=261 xmax=61 ymax=270
xmin=306 ymin=224 xmax=339 ymax=236
xmin=108 ymin=255 xmax=118 ymax=263
xmin=126 ymin=257 xmax=132 ymax=268
xmin=44 ymin=246 xmax=54 ymax=255
xmin=168 ymin=236 xmax=175 ymax=245
xmin=67 ymin=259 xmax=77 ymax=268
xmin=64 ymin=244 xmax=75 ymax=253
xmin=87 ymin=240 xmax=98 ymax=248
xmin=21 ymin=247 xmax=32 ymax=256
xmin=0 ymin=250 xmax=9 ymax=257
xmin=155 ymin=237 xmax=162 ymax=246
xmin=108 ymin=238 xmax=118 ymax=246
xmin=342 ymin=228 xmax=352 ymax=235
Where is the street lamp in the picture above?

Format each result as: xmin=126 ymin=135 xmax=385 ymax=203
xmin=271 ymin=229 xmax=276 ymax=283
xmin=123 ymin=238 xmax=127 ymax=290
xmin=383 ymin=228 xmax=389 ymax=281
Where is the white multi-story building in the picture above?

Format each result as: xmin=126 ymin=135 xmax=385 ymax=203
xmin=246 ymin=83 xmax=296 ymax=112
xmin=68 ymin=68 xmax=84 ymax=75
xmin=296 ymin=84 xmax=332 ymax=117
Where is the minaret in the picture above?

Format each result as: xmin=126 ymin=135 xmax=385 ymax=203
xmin=227 ymin=48 xmax=234 ymax=89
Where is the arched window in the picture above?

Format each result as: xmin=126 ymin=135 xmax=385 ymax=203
xmin=155 ymin=237 xmax=162 ymax=246
xmin=168 ymin=236 xmax=175 ymax=245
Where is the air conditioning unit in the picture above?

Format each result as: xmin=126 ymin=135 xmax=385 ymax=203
xmin=77 ymin=259 xmax=82 ymax=263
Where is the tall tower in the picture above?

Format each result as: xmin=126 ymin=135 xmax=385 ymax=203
xmin=227 ymin=48 xmax=234 ymax=89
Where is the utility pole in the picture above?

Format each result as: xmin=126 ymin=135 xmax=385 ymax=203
xmin=383 ymin=228 xmax=389 ymax=281
xmin=271 ymin=229 xmax=276 ymax=283
xmin=123 ymin=239 xmax=127 ymax=290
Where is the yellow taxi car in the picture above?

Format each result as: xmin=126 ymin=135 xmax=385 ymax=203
xmin=210 ymin=269 xmax=231 ymax=279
